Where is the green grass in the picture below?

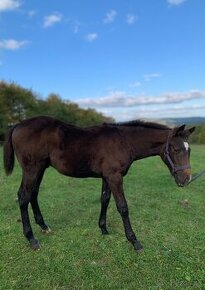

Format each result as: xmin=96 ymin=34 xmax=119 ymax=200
xmin=0 ymin=145 xmax=205 ymax=290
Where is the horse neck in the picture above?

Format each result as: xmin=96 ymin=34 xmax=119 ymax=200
xmin=122 ymin=127 xmax=170 ymax=160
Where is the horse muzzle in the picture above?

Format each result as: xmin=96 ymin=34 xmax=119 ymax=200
xmin=174 ymin=170 xmax=192 ymax=187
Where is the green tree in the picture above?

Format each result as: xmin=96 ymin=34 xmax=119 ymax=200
xmin=0 ymin=81 xmax=114 ymax=141
xmin=190 ymin=125 xmax=205 ymax=144
xmin=0 ymin=81 xmax=39 ymax=139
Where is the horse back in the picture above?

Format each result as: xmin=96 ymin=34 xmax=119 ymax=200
xmin=11 ymin=116 xmax=131 ymax=177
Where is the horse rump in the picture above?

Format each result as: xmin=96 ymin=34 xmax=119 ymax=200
xmin=3 ymin=126 xmax=15 ymax=176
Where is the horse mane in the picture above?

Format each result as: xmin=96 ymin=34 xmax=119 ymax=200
xmin=104 ymin=120 xmax=170 ymax=130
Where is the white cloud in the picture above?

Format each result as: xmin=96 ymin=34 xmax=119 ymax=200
xmin=76 ymin=90 xmax=205 ymax=108
xmin=43 ymin=12 xmax=62 ymax=28
xmin=167 ymin=0 xmax=186 ymax=6
xmin=144 ymin=73 xmax=161 ymax=81
xmin=0 ymin=39 xmax=30 ymax=50
xmin=129 ymin=81 xmax=141 ymax=88
xmin=126 ymin=14 xmax=138 ymax=25
xmin=137 ymin=104 xmax=205 ymax=120
xmin=98 ymin=103 xmax=205 ymax=122
xmin=85 ymin=33 xmax=98 ymax=42
xmin=0 ymin=0 xmax=20 ymax=11
xmin=103 ymin=10 xmax=117 ymax=23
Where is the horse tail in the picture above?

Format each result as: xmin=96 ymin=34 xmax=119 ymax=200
xmin=3 ymin=126 xmax=16 ymax=176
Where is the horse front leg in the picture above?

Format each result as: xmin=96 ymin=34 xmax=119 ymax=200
xmin=106 ymin=173 xmax=143 ymax=252
xmin=99 ymin=179 xmax=111 ymax=234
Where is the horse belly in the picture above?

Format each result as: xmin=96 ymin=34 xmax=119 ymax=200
xmin=68 ymin=159 xmax=98 ymax=177
xmin=50 ymin=153 xmax=100 ymax=178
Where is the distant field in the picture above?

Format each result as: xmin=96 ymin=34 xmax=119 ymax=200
xmin=0 ymin=145 xmax=205 ymax=289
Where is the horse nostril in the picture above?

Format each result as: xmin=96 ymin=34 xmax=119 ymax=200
xmin=183 ymin=175 xmax=191 ymax=186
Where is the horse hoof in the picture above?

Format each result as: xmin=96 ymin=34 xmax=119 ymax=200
xmin=133 ymin=241 xmax=143 ymax=253
xmin=101 ymin=228 xmax=109 ymax=235
xmin=41 ymin=226 xmax=51 ymax=234
xmin=136 ymin=248 xmax=144 ymax=254
xmin=30 ymin=239 xmax=41 ymax=250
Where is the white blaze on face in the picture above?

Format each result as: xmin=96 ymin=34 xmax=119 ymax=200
xmin=184 ymin=142 xmax=189 ymax=151
xmin=184 ymin=141 xmax=191 ymax=183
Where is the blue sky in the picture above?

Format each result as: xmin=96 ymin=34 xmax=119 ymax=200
xmin=1 ymin=0 xmax=205 ymax=121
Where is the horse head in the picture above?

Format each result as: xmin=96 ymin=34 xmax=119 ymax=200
xmin=162 ymin=125 xmax=195 ymax=187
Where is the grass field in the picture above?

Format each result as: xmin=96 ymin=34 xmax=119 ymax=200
xmin=0 ymin=145 xmax=205 ymax=290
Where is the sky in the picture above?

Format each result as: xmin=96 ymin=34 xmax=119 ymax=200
xmin=1 ymin=0 xmax=205 ymax=121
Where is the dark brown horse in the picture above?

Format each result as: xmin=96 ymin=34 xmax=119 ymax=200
xmin=3 ymin=116 xmax=195 ymax=252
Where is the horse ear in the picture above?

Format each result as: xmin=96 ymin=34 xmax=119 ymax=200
xmin=184 ymin=126 xmax=196 ymax=138
xmin=173 ymin=124 xmax=186 ymax=137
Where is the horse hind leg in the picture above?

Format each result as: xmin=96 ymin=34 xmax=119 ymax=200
xmin=31 ymin=197 xmax=51 ymax=233
xmin=30 ymin=166 xmax=51 ymax=234
xmin=99 ymin=179 xmax=111 ymax=234
xmin=18 ymin=165 xmax=48 ymax=250
xmin=18 ymin=174 xmax=40 ymax=250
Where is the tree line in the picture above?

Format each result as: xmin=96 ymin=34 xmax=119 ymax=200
xmin=1 ymin=81 xmax=205 ymax=144
xmin=0 ymin=81 xmax=114 ymax=141
xmin=190 ymin=125 xmax=205 ymax=144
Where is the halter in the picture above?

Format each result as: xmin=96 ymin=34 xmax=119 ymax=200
xmin=164 ymin=132 xmax=191 ymax=174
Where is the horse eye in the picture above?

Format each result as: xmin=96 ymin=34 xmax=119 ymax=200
xmin=173 ymin=147 xmax=181 ymax=154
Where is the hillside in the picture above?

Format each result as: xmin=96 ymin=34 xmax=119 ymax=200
xmin=162 ymin=117 xmax=205 ymax=126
